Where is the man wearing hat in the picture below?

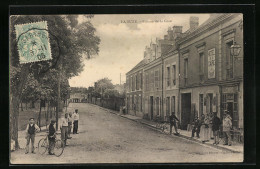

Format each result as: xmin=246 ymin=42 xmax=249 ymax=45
xmin=60 ymin=113 xmax=69 ymax=146
xmin=73 ymin=109 xmax=79 ymax=134
xmin=222 ymin=111 xmax=232 ymax=146
xmin=48 ymin=120 xmax=56 ymax=155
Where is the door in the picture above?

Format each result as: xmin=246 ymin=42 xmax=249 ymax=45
xmin=181 ymin=93 xmax=191 ymax=130
xmin=150 ymin=96 xmax=153 ymax=120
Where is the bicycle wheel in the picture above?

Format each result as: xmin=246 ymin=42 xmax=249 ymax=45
xmin=38 ymin=138 xmax=48 ymax=155
xmin=54 ymin=139 xmax=64 ymax=157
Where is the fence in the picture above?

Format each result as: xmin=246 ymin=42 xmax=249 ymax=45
xmin=88 ymin=97 xmax=125 ymax=111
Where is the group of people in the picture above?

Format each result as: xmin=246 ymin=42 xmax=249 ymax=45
xmin=25 ymin=109 xmax=80 ymax=155
xmin=191 ymin=111 xmax=233 ymax=146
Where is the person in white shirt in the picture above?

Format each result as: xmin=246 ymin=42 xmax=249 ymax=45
xmin=73 ymin=109 xmax=79 ymax=134
xmin=60 ymin=113 xmax=69 ymax=146
xmin=25 ymin=118 xmax=40 ymax=154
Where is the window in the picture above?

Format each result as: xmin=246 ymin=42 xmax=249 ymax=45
xmin=222 ymin=93 xmax=239 ymax=128
xmin=171 ymin=96 xmax=175 ymax=113
xmin=145 ymin=72 xmax=149 ymax=91
xmin=199 ymin=94 xmax=203 ymax=117
xmin=167 ymin=66 xmax=170 ymax=87
xmin=166 ymin=97 xmax=170 ymax=117
xmin=155 ymin=70 xmax=159 ymax=88
xmin=129 ymin=77 xmax=132 ymax=92
xmin=132 ymin=76 xmax=134 ymax=91
xmin=140 ymin=95 xmax=142 ymax=112
xmin=199 ymin=52 xmax=204 ymax=74
xmin=156 ymin=97 xmax=160 ymax=115
xmin=136 ymin=74 xmax=139 ymax=90
xmin=172 ymin=65 xmax=176 ymax=86
xmin=150 ymin=71 xmax=154 ymax=90
xmin=226 ymin=41 xmax=234 ymax=79
xmin=136 ymin=95 xmax=139 ymax=111
xmin=184 ymin=59 xmax=188 ymax=85
xmin=140 ymin=72 xmax=143 ymax=90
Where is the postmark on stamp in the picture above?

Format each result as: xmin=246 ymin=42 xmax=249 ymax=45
xmin=15 ymin=21 xmax=52 ymax=64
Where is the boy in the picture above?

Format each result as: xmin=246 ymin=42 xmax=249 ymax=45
xmin=25 ymin=118 xmax=40 ymax=154
xmin=48 ymin=120 xmax=56 ymax=155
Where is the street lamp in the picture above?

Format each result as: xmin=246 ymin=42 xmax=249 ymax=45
xmin=230 ymin=41 xmax=242 ymax=59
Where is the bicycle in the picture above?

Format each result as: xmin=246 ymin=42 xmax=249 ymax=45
xmin=155 ymin=116 xmax=168 ymax=133
xmin=38 ymin=131 xmax=65 ymax=157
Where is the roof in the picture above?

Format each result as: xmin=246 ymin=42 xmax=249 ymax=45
xmin=178 ymin=14 xmax=233 ymax=44
xmin=126 ymin=59 xmax=145 ymax=75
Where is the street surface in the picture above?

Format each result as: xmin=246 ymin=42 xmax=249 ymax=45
xmin=11 ymin=103 xmax=243 ymax=164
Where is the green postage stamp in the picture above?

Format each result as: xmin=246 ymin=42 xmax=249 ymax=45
xmin=15 ymin=21 xmax=52 ymax=64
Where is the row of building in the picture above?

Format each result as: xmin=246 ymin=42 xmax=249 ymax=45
xmin=125 ymin=14 xmax=243 ymax=130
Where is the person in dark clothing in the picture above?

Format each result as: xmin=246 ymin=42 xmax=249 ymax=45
xmin=48 ymin=120 xmax=56 ymax=155
xmin=212 ymin=112 xmax=221 ymax=145
xmin=169 ymin=112 xmax=180 ymax=135
xmin=25 ymin=118 xmax=40 ymax=154
xmin=191 ymin=116 xmax=201 ymax=138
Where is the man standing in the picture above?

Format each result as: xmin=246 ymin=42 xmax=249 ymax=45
xmin=169 ymin=112 xmax=180 ymax=135
xmin=191 ymin=115 xmax=200 ymax=138
xmin=222 ymin=111 xmax=232 ymax=146
xmin=60 ymin=113 xmax=69 ymax=146
xmin=212 ymin=112 xmax=221 ymax=145
xmin=25 ymin=118 xmax=40 ymax=154
xmin=73 ymin=109 xmax=79 ymax=134
xmin=48 ymin=120 xmax=56 ymax=155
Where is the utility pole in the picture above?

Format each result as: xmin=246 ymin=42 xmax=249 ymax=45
xmin=120 ymin=73 xmax=121 ymax=85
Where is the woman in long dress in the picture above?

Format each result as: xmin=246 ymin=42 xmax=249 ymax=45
xmin=200 ymin=114 xmax=210 ymax=143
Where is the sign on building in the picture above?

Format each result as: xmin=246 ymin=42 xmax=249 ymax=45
xmin=208 ymin=48 xmax=216 ymax=79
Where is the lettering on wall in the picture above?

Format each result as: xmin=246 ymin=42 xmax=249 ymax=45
xmin=208 ymin=48 xmax=216 ymax=79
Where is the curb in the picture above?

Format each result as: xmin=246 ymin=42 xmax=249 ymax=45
xmin=95 ymin=105 xmax=242 ymax=154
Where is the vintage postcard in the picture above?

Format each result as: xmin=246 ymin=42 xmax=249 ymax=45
xmin=10 ymin=13 xmax=244 ymax=164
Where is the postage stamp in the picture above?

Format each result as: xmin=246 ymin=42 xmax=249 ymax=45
xmin=15 ymin=21 xmax=52 ymax=64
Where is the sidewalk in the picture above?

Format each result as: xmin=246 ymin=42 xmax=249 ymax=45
xmin=97 ymin=106 xmax=243 ymax=153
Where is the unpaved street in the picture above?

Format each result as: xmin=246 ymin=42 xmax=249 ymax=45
xmin=11 ymin=103 xmax=243 ymax=164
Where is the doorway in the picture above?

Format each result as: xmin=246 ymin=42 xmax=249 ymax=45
xmin=150 ymin=96 xmax=154 ymax=120
xmin=181 ymin=93 xmax=191 ymax=130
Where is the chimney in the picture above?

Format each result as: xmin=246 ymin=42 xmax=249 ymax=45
xmin=172 ymin=26 xmax=183 ymax=40
xmin=167 ymin=27 xmax=174 ymax=40
xmin=164 ymin=35 xmax=169 ymax=40
xmin=190 ymin=16 xmax=199 ymax=30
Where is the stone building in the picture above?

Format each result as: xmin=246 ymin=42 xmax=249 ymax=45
xmin=125 ymin=60 xmax=144 ymax=117
xmin=125 ymin=14 xmax=243 ymax=133
xmin=178 ymin=14 xmax=243 ymax=130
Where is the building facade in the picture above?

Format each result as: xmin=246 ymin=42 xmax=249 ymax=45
xmin=125 ymin=14 xmax=243 ymax=133
xmin=125 ymin=60 xmax=144 ymax=117
xmin=178 ymin=14 xmax=243 ymax=130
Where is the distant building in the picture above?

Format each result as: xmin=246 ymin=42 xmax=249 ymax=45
xmin=70 ymin=93 xmax=85 ymax=103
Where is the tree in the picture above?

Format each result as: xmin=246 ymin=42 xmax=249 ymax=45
xmin=10 ymin=15 xmax=100 ymax=149
xmin=103 ymin=89 xmax=120 ymax=98
xmin=94 ymin=78 xmax=115 ymax=96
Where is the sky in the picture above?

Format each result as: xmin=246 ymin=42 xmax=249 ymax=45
xmin=69 ymin=14 xmax=210 ymax=88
